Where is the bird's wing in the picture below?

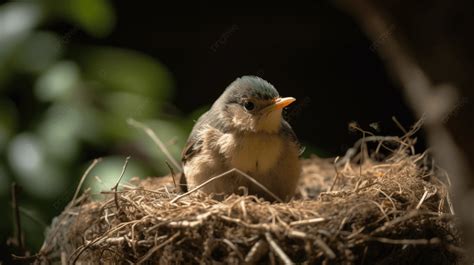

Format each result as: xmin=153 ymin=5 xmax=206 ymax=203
xmin=181 ymin=136 xmax=203 ymax=164
xmin=281 ymin=119 xmax=305 ymax=157
xmin=180 ymin=112 xmax=212 ymax=193
xmin=181 ymin=110 xmax=211 ymax=165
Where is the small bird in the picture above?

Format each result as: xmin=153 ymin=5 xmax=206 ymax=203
xmin=181 ymin=76 xmax=302 ymax=202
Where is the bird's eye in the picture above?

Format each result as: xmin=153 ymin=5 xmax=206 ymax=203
xmin=243 ymin=101 xmax=255 ymax=111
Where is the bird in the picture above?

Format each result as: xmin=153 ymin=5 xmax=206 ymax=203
xmin=180 ymin=76 xmax=303 ymax=202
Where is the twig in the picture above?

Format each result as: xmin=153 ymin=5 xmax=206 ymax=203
xmin=290 ymin=217 xmax=326 ymax=226
xmin=446 ymin=190 xmax=455 ymax=215
xmin=219 ymin=216 xmax=309 ymax=241
xmin=136 ymin=232 xmax=180 ymax=264
xmin=127 ymin=118 xmax=182 ymax=172
xmin=372 ymin=210 xmax=419 ymax=234
xmin=368 ymin=200 xmax=389 ymax=221
xmin=372 ymin=188 xmax=397 ymax=210
xmin=416 ymin=190 xmax=429 ymax=210
xmin=314 ymin=237 xmax=336 ymax=259
xmin=11 ymin=183 xmax=23 ymax=250
xmin=337 ymin=136 xmax=403 ymax=166
xmin=70 ymin=221 xmax=135 ymax=263
xmin=220 ymin=215 xmax=274 ymax=232
xmin=265 ymin=232 xmax=293 ymax=265
xmin=111 ymin=156 xmax=131 ymax=211
xmin=369 ymin=236 xmax=441 ymax=245
xmin=165 ymin=211 xmax=215 ymax=228
xmin=231 ymin=168 xmax=284 ymax=202
xmin=222 ymin=239 xmax=245 ymax=261
xmin=328 ymin=157 xmax=340 ymax=192
xmin=170 ymin=168 xmax=283 ymax=203
xmin=164 ymin=160 xmax=177 ymax=190
xmin=240 ymin=200 xmax=248 ymax=220
xmin=70 ymin=158 xmax=102 ymax=207
xmin=245 ymin=239 xmax=269 ymax=265
xmin=392 ymin=116 xmax=408 ymax=134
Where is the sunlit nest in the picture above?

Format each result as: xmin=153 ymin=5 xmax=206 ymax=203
xmin=33 ymin=121 xmax=464 ymax=265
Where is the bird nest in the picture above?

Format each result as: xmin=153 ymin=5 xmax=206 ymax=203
xmin=35 ymin=131 xmax=464 ymax=265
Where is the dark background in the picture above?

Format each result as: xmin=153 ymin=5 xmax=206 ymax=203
xmin=85 ymin=1 xmax=420 ymax=154
xmin=5 ymin=0 xmax=474 ymax=262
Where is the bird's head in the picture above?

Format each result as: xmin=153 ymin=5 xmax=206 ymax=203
xmin=213 ymin=76 xmax=295 ymax=133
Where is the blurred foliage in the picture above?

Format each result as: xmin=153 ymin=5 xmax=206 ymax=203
xmin=0 ymin=0 xmax=197 ymax=255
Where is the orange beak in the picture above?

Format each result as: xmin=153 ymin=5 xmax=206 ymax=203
xmin=272 ymin=97 xmax=296 ymax=110
xmin=262 ymin=97 xmax=296 ymax=113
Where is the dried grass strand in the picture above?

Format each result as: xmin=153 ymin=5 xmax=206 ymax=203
xmin=136 ymin=232 xmax=180 ymax=265
xmin=171 ymin=168 xmax=283 ymax=203
xmin=37 ymin=124 xmax=462 ymax=264
xmin=265 ymin=233 xmax=293 ymax=265
xmin=127 ymin=118 xmax=182 ymax=172
xmin=70 ymin=158 xmax=102 ymax=207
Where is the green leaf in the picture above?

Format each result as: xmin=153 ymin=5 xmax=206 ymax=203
xmin=13 ymin=31 xmax=62 ymax=74
xmin=35 ymin=61 xmax=80 ymax=101
xmin=44 ymin=0 xmax=115 ymax=37
xmin=79 ymin=46 xmax=174 ymax=102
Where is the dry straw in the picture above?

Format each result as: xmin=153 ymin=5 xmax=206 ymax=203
xmin=31 ymin=122 xmax=464 ymax=264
